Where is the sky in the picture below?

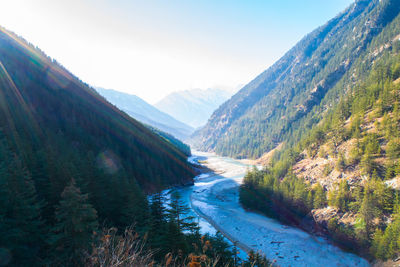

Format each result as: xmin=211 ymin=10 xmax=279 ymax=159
xmin=1 ymin=0 xmax=353 ymax=104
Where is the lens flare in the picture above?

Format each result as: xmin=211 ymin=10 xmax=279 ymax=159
xmin=97 ymin=150 xmax=120 ymax=174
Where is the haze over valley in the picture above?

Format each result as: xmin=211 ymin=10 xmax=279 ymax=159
xmin=1 ymin=0 xmax=400 ymax=266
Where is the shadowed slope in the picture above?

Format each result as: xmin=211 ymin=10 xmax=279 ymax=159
xmin=0 ymin=26 xmax=195 ymax=191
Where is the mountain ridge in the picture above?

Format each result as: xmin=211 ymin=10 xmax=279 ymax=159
xmin=231 ymin=0 xmax=400 ymax=262
xmin=96 ymin=87 xmax=194 ymax=140
xmin=156 ymin=88 xmax=232 ymax=129
xmin=192 ymin=0 xmax=400 ymax=159
xmin=0 ymin=24 xmax=200 ymax=265
xmin=0 ymin=26 xmax=195 ymax=190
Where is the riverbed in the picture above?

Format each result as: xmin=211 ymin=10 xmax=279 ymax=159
xmin=178 ymin=151 xmax=370 ymax=266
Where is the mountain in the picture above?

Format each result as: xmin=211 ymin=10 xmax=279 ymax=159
xmin=0 ymin=29 xmax=194 ymax=190
xmin=0 ymin=26 xmax=197 ymax=265
xmin=156 ymin=88 xmax=232 ymax=129
xmin=192 ymin=0 xmax=400 ymax=159
xmin=96 ymin=87 xmax=194 ymax=140
xmin=192 ymin=0 xmax=400 ymax=262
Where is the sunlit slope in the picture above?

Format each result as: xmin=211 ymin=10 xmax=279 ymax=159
xmin=193 ymin=0 xmax=400 ymax=159
xmin=0 ymin=26 xmax=195 ymax=191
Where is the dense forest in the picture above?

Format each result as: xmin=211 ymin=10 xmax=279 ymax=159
xmin=146 ymin=125 xmax=191 ymax=157
xmin=240 ymin=13 xmax=400 ymax=261
xmin=193 ymin=0 xmax=400 ymax=159
xmin=0 ymin=26 xmax=257 ymax=266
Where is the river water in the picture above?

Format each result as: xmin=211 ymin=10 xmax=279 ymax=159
xmin=170 ymin=151 xmax=370 ymax=266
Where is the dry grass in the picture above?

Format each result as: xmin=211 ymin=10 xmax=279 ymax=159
xmin=85 ymin=227 xmax=154 ymax=267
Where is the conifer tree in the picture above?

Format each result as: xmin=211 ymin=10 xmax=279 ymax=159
xmin=0 ymin=151 xmax=47 ymax=266
xmin=335 ymin=152 xmax=346 ymax=171
xmin=386 ymin=139 xmax=400 ymax=160
xmin=359 ymin=189 xmax=378 ymax=235
xmin=50 ymin=179 xmax=98 ymax=265
xmin=148 ymin=193 xmax=168 ymax=256
xmin=313 ymin=184 xmax=327 ymax=209
xmin=167 ymin=191 xmax=199 ymax=233
xmin=120 ymin=179 xmax=150 ymax=233
xmin=306 ymin=190 xmax=314 ymax=210
xmin=328 ymin=180 xmax=350 ymax=211
xmin=165 ymin=219 xmax=187 ymax=256
xmin=361 ymin=152 xmax=374 ymax=175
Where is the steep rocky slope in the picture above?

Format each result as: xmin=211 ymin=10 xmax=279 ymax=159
xmin=239 ymin=3 xmax=400 ymax=261
xmin=193 ymin=0 xmax=400 ymax=159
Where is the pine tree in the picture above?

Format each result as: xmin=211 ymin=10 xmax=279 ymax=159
xmin=386 ymin=139 xmax=400 ymax=160
xmin=331 ymin=116 xmax=345 ymax=154
xmin=372 ymin=178 xmax=393 ymax=214
xmin=120 ymin=179 xmax=150 ymax=233
xmin=50 ymin=179 xmax=98 ymax=265
xmin=350 ymin=115 xmax=362 ymax=139
xmin=329 ymin=180 xmax=350 ymax=211
xmin=335 ymin=152 xmax=346 ymax=171
xmin=0 ymin=151 xmax=47 ymax=266
xmin=306 ymin=190 xmax=314 ymax=210
xmin=361 ymin=152 xmax=374 ymax=175
xmin=148 ymin=193 xmax=168 ymax=257
xmin=165 ymin=219 xmax=187 ymax=256
xmin=313 ymin=184 xmax=327 ymax=209
xmin=167 ymin=191 xmax=199 ymax=233
xmin=372 ymin=203 xmax=400 ymax=260
xmin=371 ymin=228 xmax=384 ymax=259
xmin=359 ymin=189 xmax=378 ymax=235
xmin=349 ymin=141 xmax=362 ymax=165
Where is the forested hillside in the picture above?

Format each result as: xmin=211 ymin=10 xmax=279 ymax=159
xmin=147 ymin=125 xmax=191 ymax=156
xmin=238 ymin=0 xmax=400 ymax=262
xmin=193 ymin=0 xmax=400 ymax=159
xmin=0 ymin=26 xmax=219 ymax=265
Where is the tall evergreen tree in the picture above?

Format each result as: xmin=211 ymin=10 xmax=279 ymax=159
xmin=0 ymin=147 xmax=46 ymax=266
xmin=50 ymin=179 xmax=98 ymax=265
xmin=120 ymin=179 xmax=150 ymax=233
xmin=148 ymin=193 xmax=168 ymax=257
xmin=313 ymin=184 xmax=327 ymax=209
xmin=359 ymin=189 xmax=378 ymax=235
xmin=167 ymin=191 xmax=199 ymax=233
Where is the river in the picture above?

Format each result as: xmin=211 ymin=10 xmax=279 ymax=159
xmin=171 ymin=151 xmax=370 ymax=266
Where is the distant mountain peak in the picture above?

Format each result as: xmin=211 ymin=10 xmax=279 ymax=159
xmin=95 ymin=87 xmax=194 ymax=140
xmin=155 ymin=88 xmax=232 ymax=129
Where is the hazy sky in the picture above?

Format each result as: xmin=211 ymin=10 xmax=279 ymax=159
xmin=1 ymin=0 xmax=353 ymax=103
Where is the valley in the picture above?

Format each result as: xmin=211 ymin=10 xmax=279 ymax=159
xmin=181 ymin=152 xmax=370 ymax=266
xmin=2 ymin=0 xmax=400 ymax=265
